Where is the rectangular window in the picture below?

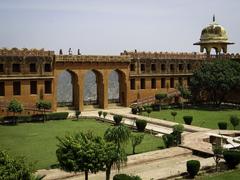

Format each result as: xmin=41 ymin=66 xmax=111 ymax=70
xmin=140 ymin=64 xmax=145 ymax=72
xmin=12 ymin=64 xmax=20 ymax=72
xmin=130 ymin=64 xmax=135 ymax=71
xmin=151 ymin=64 xmax=156 ymax=72
xmin=187 ymin=64 xmax=191 ymax=70
xmin=170 ymin=78 xmax=174 ymax=88
xmin=179 ymin=64 xmax=184 ymax=71
xmin=161 ymin=78 xmax=166 ymax=88
xmin=187 ymin=77 xmax=191 ymax=86
xmin=30 ymin=81 xmax=37 ymax=94
xmin=0 ymin=82 xmax=4 ymax=96
xmin=178 ymin=77 xmax=183 ymax=86
xmin=13 ymin=81 xmax=21 ymax=95
xmin=45 ymin=80 xmax=52 ymax=94
xmin=140 ymin=78 xmax=145 ymax=89
xmin=161 ymin=64 xmax=166 ymax=71
xmin=30 ymin=63 xmax=37 ymax=72
xmin=0 ymin=64 xmax=3 ymax=72
xmin=151 ymin=78 xmax=156 ymax=89
xmin=44 ymin=63 xmax=52 ymax=72
xmin=130 ymin=79 xmax=135 ymax=90
xmin=170 ymin=64 xmax=175 ymax=71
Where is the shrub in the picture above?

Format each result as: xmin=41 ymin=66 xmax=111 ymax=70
xmin=230 ymin=115 xmax=239 ymax=130
xmin=151 ymin=103 xmax=160 ymax=111
xmin=113 ymin=115 xmax=123 ymax=125
xmin=183 ymin=116 xmax=193 ymax=125
xmin=98 ymin=111 xmax=102 ymax=117
xmin=75 ymin=110 xmax=81 ymax=119
xmin=218 ymin=122 xmax=227 ymax=130
xmin=155 ymin=93 xmax=167 ymax=102
xmin=0 ymin=150 xmax=39 ymax=180
xmin=186 ymin=160 xmax=200 ymax=178
xmin=142 ymin=105 xmax=150 ymax=111
xmin=137 ymin=106 xmax=143 ymax=114
xmin=172 ymin=124 xmax=184 ymax=145
xmin=223 ymin=150 xmax=240 ymax=169
xmin=171 ymin=111 xmax=177 ymax=121
xmin=135 ymin=119 xmax=147 ymax=132
xmin=7 ymin=99 xmax=23 ymax=124
xmin=146 ymin=107 xmax=152 ymax=117
xmin=17 ymin=115 xmax=32 ymax=123
xmin=103 ymin=112 xmax=108 ymax=118
xmin=132 ymin=107 xmax=138 ymax=114
xmin=113 ymin=174 xmax=142 ymax=180
xmin=46 ymin=112 xmax=69 ymax=120
xmin=162 ymin=134 xmax=174 ymax=148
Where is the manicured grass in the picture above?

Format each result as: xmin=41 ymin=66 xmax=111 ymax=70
xmin=0 ymin=119 xmax=163 ymax=170
xmin=143 ymin=108 xmax=240 ymax=130
xmin=197 ymin=169 xmax=240 ymax=180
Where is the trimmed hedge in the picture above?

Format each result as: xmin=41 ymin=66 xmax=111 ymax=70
xmin=0 ymin=112 xmax=69 ymax=124
xmin=46 ymin=112 xmax=69 ymax=120
xmin=223 ymin=150 xmax=240 ymax=169
xmin=183 ymin=116 xmax=193 ymax=125
xmin=135 ymin=119 xmax=147 ymax=132
xmin=218 ymin=122 xmax=228 ymax=130
xmin=186 ymin=160 xmax=200 ymax=178
xmin=113 ymin=174 xmax=142 ymax=180
xmin=113 ymin=115 xmax=123 ymax=125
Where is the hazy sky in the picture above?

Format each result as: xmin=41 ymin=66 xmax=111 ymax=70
xmin=0 ymin=0 xmax=239 ymax=55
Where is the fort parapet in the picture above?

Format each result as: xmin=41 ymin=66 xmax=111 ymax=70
xmin=0 ymin=48 xmax=54 ymax=57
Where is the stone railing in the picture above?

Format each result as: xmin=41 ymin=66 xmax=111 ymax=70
xmin=0 ymin=48 xmax=54 ymax=56
xmin=56 ymin=55 xmax=131 ymax=63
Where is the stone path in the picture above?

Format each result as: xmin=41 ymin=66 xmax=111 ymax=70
xmin=37 ymin=147 xmax=216 ymax=180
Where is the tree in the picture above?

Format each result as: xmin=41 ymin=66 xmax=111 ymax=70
xmin=56 ymin=132 xmax=106 ymax=180
xmin=103 ymin=112 xmax=108 ymax=118
xmin=104 ymin=142 xmax=127 ymax=180
xmin=171 ymin=111 xmax=177 ymax=121
xmin=230 ymin=115 xmax=239 ymax=130
xmin=190 ymin=60 xmax=240 ymax=105
xmin=0 ymin=150 xmax=42 ymax=180
xmin=155 ymin=93 xmax=167 ymax=110
xmin=130 ymin=134 xmax=144 ymax=154
xmin=146 ymin=107 xmax=152 ymax=117
xmin=7 ymin=99 xmax=23 ymax=124
xmin=212 ymin=144 xmax=223 ymax=171
xmin=36 ymin=100 xmax=51 ymax=122
xmin=104 ymin=125 xmax=131 ymax=152
xmin=104 ymin=125 xmax=131 ymax=172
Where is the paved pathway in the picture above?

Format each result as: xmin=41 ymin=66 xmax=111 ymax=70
xmin=37 ymin=147 xmax=216 ymax=180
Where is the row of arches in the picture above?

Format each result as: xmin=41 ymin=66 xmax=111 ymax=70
xmin=56 ymin=69 xmax=125 ymax=109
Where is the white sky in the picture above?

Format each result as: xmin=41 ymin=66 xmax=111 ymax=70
xmin=0 ymin=0 xmax=239 ymax=55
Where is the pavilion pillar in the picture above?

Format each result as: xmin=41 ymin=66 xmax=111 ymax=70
xmin=78 ymin=71 xmax=84 ymax=111
xmin=100 ymin=71 xmax=108 ymax=109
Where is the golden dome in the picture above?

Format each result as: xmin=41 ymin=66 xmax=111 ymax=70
xmin=200 ymin=22 xmax=228 ymax=43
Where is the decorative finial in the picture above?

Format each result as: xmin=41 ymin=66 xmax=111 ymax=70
xmin=213 ymin=14 xmax=215 ymax=22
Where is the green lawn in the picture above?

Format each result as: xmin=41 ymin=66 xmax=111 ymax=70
xmin=0 ymin=119 xmax=163 ymax=170
xmin=197 ymin=169 xmax=240 ymax=180
xmin=143 ymin=108 xmax=240 ymax=130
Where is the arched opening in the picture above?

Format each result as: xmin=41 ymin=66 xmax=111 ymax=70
xmin=108 ymin=70 xmax=120 ymax=103
xmin=84 ymin=70 xmax=102 ymax=108
xmin=108 ymin=69 xmax=126 ymax=106
xmin=57 ymin=70 xmax=78 ymax=109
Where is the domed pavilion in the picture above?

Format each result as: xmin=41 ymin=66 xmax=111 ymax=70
xmin=194 ymin=15 xmax=234 ymax=55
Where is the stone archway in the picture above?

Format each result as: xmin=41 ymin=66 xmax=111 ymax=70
xmin=83 ymin=69 xmax=103 ymax=108
xmin=56 ymin=69 xmax=79 ymax=110
xmin=108 ymin=69 xmax=127 ymax=106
